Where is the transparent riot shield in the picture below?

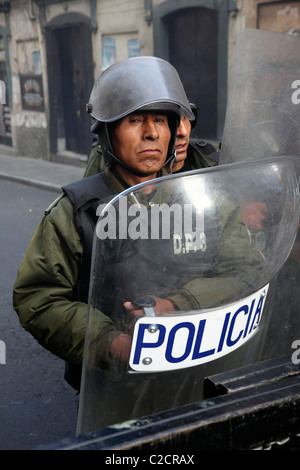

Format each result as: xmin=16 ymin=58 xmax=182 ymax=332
xmin=77 ymin=157 xmax=299 ymax=435
xmin=219 ymin=27 xmax=300 ymax=362
xmin=220 ymin=28 xmax=300 ymax=164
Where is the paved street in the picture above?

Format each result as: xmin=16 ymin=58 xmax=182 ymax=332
xmin=0 ymin=176 xmax=80 ymax=449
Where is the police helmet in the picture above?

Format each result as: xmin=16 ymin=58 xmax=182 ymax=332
xmin=86 ymin=56 xmax=195 ymax=169
xmin=189 ymin=103 xmax=198 ymax=129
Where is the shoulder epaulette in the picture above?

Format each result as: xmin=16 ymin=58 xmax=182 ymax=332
xmin=192 ymin=139 xmax=217 ymax=155
xmin=44 ymin=193 xmax=64 ymax=215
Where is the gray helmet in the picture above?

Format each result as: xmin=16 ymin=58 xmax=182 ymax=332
xmin=87 ymin=56 xmax=194 ymax=125
xmin=189 ymin=103 xmax=198 ymax=129
xmin=86 ymin=56 xmax=194 ymax=173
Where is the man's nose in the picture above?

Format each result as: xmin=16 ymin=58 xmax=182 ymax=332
xmin=176 ymin=119 xmax=188 ymax=137
xmin=143 ymin=116 xmax=159 ymax=139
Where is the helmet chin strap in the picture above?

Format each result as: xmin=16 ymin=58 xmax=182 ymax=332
xmin=164 ymin=149 xmax=177 ymax=174
xmin=104 ymin=148 xmax=160 ymax=178
xmin=105 ymin=147 xmax=177 ymax=177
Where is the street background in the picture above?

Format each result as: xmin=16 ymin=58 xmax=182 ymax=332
xmin=0 ymin=150 xmax=84 ymax=449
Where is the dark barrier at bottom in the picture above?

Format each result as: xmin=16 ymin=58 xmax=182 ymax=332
xmin=35 ymin=355 xmax=300 ymax=450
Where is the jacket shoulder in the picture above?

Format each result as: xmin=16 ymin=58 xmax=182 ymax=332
xmin=84 ymin=140 xmax=105 ymax=178
xmin=188 ymin=139 xmax=220 ymax=168
xmin=62 ymin=172 xmax=116 ymax=215
xmin=44 ymin=193 xmax=65 ymax=215
xmin=44 ymin=173 xmax=107 ymax=216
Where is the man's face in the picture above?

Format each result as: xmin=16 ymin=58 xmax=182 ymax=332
xmin=110 ymin=112 xmax=171 ymax=181
xmin=175 ymin=116 xmax=192 ymax=164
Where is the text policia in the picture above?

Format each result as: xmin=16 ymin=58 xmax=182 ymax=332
xmin=129 ymin=285 xmax=269 ymax=373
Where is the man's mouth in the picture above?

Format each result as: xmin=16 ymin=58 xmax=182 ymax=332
xmin=175 ymin=143 xmax=187 ymax=153
xmin=139 ymin=148 xmax=161 ymax=156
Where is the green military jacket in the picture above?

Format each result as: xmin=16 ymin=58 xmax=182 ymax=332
xmin=13 ymin=167 xmax=130 ymax=368
xmin=13 ymin=165 xmax=264 ymax=370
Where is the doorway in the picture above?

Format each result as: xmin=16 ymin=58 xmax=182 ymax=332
xmin=46 ymin=13 xmax=94 ymax=157
xmin=165 ymin=7 xmax=218 ymax=140
xmin=0 ymin=34 xmax=11 ymax=146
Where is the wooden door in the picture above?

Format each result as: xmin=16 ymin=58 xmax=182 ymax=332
xmin=46 ymin=16 xmax=94 ymax=156
xmin=166 ymin=7 xmax=218 ymax=140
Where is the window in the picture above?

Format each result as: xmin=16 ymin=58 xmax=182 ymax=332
xmin=102 ymin=34 xmax=139 ymax=70
xmin=102 ymin=37 xmax=116 ymax=70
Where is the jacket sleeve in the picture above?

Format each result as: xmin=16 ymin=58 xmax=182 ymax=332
xmin=168 ymin=200 xmax=265 ymax=310
xmin=83 ymin=141 xmax=105 ymax=178
xmin=12 ymin=195 xmax=120 ymax=367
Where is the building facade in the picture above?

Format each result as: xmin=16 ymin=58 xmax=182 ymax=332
xmin=0 ymin=0 xmax=299 ymax=163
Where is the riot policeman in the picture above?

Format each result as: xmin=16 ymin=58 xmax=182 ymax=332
xmin=13 ymin=56 xmax=194 ymax=387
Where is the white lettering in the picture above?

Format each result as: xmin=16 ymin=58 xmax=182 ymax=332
xmin=96 ymin=204 xmax=116 ymax=239
xmin=96 ymin=197 xmax=207 ymax=244
xmin=291 ymin=339 xmax=300 ymax=364
xmin=0 ymin=340 xmax=6 ymax=364
xmin=185 ymin=233 xmax=193 ymax=253
xmin=149 ymin=455 xmax=194 ymax=465
xmin=151 ymin=203 xmax=183 ymax=239
xmin=173 ymin=234 xmax=182 ymax=254
xmin=129 ymin=285 xmax=269 ymax=372
xmin=0 ymin=80 xmax=5 ymax=104
xmin=172 ymin=232 xmax=207 ymax=254
xmin=105 ymin=455 xmax=139 ymax=467
xmin=128 ymin=204 xmax=148 ymax=239
xmin=291 ymin=80 xmax=300 ymax=104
